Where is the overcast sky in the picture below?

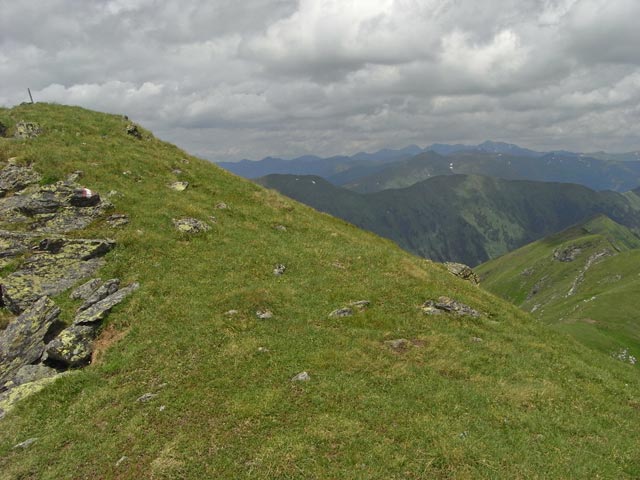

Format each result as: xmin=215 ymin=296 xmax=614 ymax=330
xmin=2 ymin=0 xmax=640 ymax=161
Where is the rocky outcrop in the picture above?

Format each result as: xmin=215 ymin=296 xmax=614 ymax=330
xmin=1 ymin=238 xmax=115 ymax=314
xmin=74 ymin=282 xmax=140 ymax=325
xmin=444 ymin=262 xmax=480 ymax=285
xmin=0 ymin=297 xmax=60 ymax=384
xmin=422 ymin=296 xmax=481 ymax=318
xmin=168 ymin=181 xmax=188 ymax=191
xmin=45 ymin=325 xmax=96 ymax=367
xmin=173 ymin=217 xmax=210 ymax=234
xmin=553 ymin=245 xmax=582 ymax=262
xmin=14 ymin=122 xmax=41 ymax=139
xmin=0 ymin=161 xmax=138 ymax=417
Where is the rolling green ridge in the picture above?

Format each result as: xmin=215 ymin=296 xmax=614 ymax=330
xmin=257 ymin=173 xmax=640 ymax=266
xmin=0 ymin=104 xmax=639 ymax=479
xmin=346 ymin=151 xmax=640 ymax=193
xmin=477 ymin=215 xmax=640 ymax=360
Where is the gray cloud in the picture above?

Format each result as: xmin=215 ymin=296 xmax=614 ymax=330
xmin=1 ymin=0 xmax=639 ymax=160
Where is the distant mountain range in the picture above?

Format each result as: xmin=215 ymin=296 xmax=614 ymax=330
xmin=477 ymin=215 xmax=640 ymax=357
xmin=256 ymin=173 xmax=640 ymax=266
xmin=218 ymin=141 xmax=640 ymax=193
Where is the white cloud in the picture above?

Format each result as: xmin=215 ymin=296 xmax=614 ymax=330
xmin=0 ymin=0 xmax=639 ymax=160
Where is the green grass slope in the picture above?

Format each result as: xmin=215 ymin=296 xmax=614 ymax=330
xmin=0 ymin=104 xmax=639 ymax=479
xmin=258 ymin=173 xmax=640 ymax=266
xmin=477 ymin=215 xmax=640 ymax=359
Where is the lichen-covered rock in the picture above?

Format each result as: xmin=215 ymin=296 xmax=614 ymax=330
xmin=1 ymin=364 xmax=58 ymax=391
xmin=172 ymin=217 xmax=210 ymax=234
xmin=107 ymin=214 xmax=129 ymax=227
xmin=422 ymin=296 xmax=481 ymax=318
xmin=45 ymin=325 xmax=97 ymax=367
xmin=553 ymin=245 xmax=582 ymax=262
xmin=74 ymin=282 xmax=140 ymax=325
xmin=14 ymin=121 xmax=41 ymax=139
xmin=256 ymin=310 xmax=273 ymax=319
xmin=273 ymin=264 xmax=286 ymax=276
xmin=0 ymin=230 xmax=32 ymax=268
xmin=0 ymin=164 xmax=41 ymax=192
xmin=0 ymin=374 xmax=61 ymax=418
xmin=168 ymin=181 xmax=189 ymax=191
xmin=70 ymin=278 xmax=102 ymax=301
xmin=385 ymin=338 xmax=411 ymax=351
xmin=0 ymin=296 xmax=60 ymax=384
xmin=1 ymin=238 xmax=115 ymax=313
xmin=78 ymin=279 xmax=120 ymax=312
xmin=126 ymin=124 xmax=142 ymax=139
xmin=350 ymin=300 xmax=370 ymax=310
xmin=291 ymin=371 xmax=310 ymax=382
xmin=444 ymin=262 xmax=480 ymax=286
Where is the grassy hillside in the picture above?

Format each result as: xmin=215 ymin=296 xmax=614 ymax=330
xmin=347 ymin=151 xmax=640 ymax=193
xmin=258 ymin=173 xmax=640 ymax=266
xmin=0 ymin=104 xmax=639 ymax=479
xmin=477 ymin=215 xmax=640 ymax=358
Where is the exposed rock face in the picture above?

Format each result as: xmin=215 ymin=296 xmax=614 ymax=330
xmin=70 ymin=278 xmax=103 ymax=300
xmin=125 ymin=124 xmax=142 ymax=139
xmin=422 ymin=296 xmax=481 ymax=318
xmin=74 ymin=282 xmax=140 ymax=325
xmin=0 ymin=161 xmax=139 ymax=416
xmin=78 ymin=279 xmax=120 ymax=312
xmin=106 ymin=214 xmax=129 ymax=227
xmin=45 ymin=325 xmax=96 ymax=367
xmin=0 ymin=164 xmax=41 ymax=192
xmin=14 ymin=122 xmax=41 ymax=139
xmin=1 ymin=364 xmax=57 ymax=391
xmin=444 ymin=262 xmax=480 ymax=285
xmin=0 ymin=297 xmax=60 ymax=384
xmin=173 ymin=217 xmax=210 ymax=234
xmin=1 ymin=238 xmax=115 ymax=314
xmin=553 ymin=245 xmax=582 ymax=262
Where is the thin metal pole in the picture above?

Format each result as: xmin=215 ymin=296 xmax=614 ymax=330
xmin=27 ymin=88 xmax=34 ymax=104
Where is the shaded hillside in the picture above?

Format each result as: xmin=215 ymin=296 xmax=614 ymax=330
xmin=347 ymin=151 xmax=640 ymax=193
xmin=0 ymin=105 xmax=639 ymax=479
xmin=257 ymin=174 xmax=640 ymax=266
xmin=477 ymin=215 xmax=640 ymax=359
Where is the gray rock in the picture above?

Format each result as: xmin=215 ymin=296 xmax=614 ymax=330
xmin=256 ymin=310 xmax=273 ymax=320
xmin=2 ymin=364 xmax=57 ymax=391
xmin=350 ymin=300 xmax=370 ymax=310
xmin=224 ymin=309 xmax=239 ymax=316
xmin=0 ymin=297 xmax=60 ymax=384
xmin=115 ymin=456 xmax=128 ymax=467
xmin=553 ymin=245 xmax=582 ymax=262
xmin=273 ymin=264 xmax=286 ymax=276
xmin=291 ymin=371 xmax=310 ymax=382
xmin=444 ymin=262 xmax=480 ymax=286
xmin=215 ymin=202 xmax=228 ymax=209
xmin=13 ymin=438 xmax=37 ymax=449
xmin=106 ymin=214 xmax=129 ymax=227
xmin=422 ymin=296 xmax=481 ymax=318
xmin=385 ymin=339 xmax=410 ymax=351
xmin=274 ymin=225 xmax=287 ymax=231
xmin=0 ymin=164 xmax=41 ymax=192
xmin=45 ymin=325 xmax=97 ymax=367
xmin=1 ymin=238 xmax=115 ymax=314
xmin=70 ymin=278 xmax=103 ymax=300
xmin=126 ymin=124 xmax=142 ymax=139
xmin=329 ymin=307 xmax=353 ymax=318
xmin=136 ymin=392 xmax=158 ymax=403
xmin=74 ymin=282 xmax=140 ymax=325
xmin=470 ymin=337 xmax=483 ymax=343
xmin=172 ymin=217 xmax=210 ymax=234
xmin=14 ymin=122 xmax=41 ymax=139
xmin=78 ymin=279 xmax=120 ymax=312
